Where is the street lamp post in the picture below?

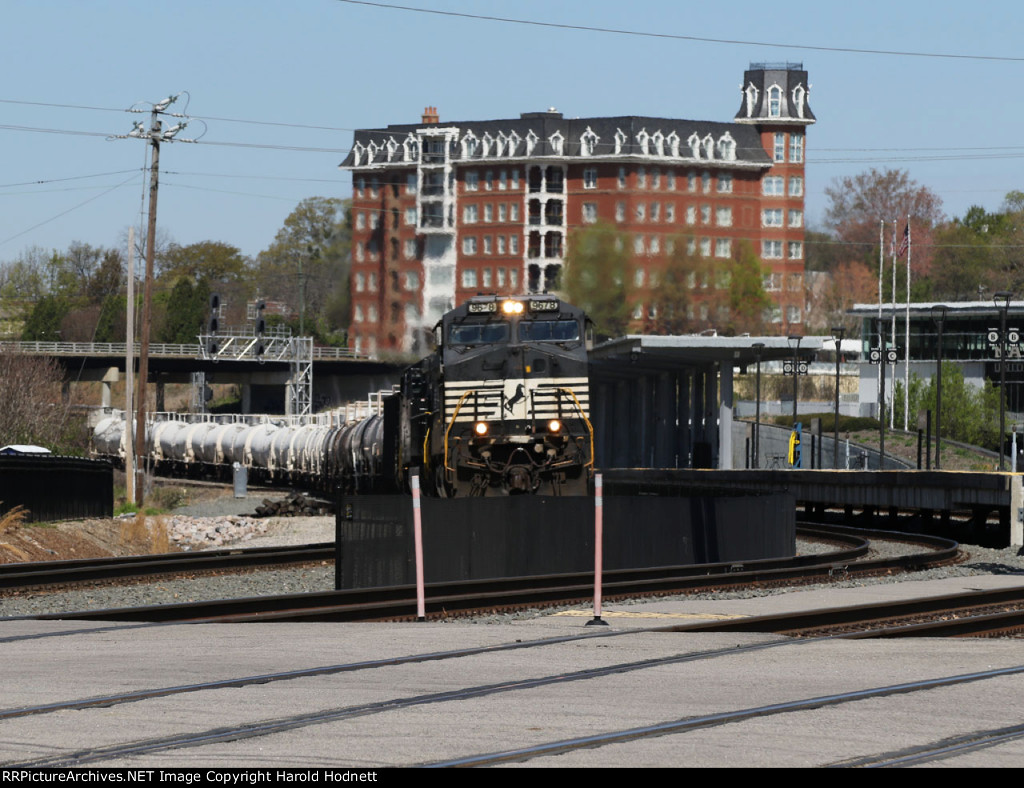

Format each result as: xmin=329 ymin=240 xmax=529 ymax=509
xmin=931 ymin=305 xmax=947 ymax=469
xmin=831 ymin=326 xmax=845 ymax=470
xmin=788 ymin=335 xmax=802 ymax=426
xmin=752 ymin=342 xmax=765 ymax=469
xmin=995 ymin=292 xmax=1013 ymax=471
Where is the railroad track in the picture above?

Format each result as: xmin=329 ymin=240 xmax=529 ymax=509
xmin=0 ymin=542 xmax=334 ymax=591
xmin=7 ymin=525 xmax=961 ymax=624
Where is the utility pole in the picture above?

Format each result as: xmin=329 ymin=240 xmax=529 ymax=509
xmin=115 ymin=94 xmax=192 ymax=506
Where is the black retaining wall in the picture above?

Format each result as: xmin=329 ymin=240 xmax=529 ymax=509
xmin=335 ymin=489 xmax=794 ymax=589
xmin=0 ymin=455 xmax=113 ymax=522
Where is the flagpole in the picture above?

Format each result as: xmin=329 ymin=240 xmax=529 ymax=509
xmin=904 ymin=217 xmax=911 ymax=431
xmin=890 ymin=220 xmax=897 ymax=430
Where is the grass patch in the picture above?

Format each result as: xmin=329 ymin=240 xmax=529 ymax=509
xmin=0 ymin=504 xmax=29 ymax=534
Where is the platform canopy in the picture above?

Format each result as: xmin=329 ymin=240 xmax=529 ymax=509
xmin=590 ymin=334 xmax=826 ymax=372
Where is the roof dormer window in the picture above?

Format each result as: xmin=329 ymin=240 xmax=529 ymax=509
xmin=481 ymin=132 xmax=494 ymax=157
xmin=636 ymin=128 xmax=650 ymax=156
xmin=580 ymin=127 xmax=599 ymax=156
xmin=792 ymin=84 xmax=806 ymax=119
xmin=768 ymin=85 xmax=782 ymax=118
xmin=614 ymin=128 xmax=627 ymax=155
xmin=548 ymin=130 xmax=565 ymax=156
xmin=402 ymin=133 xmax=418 ymax=162
xmin=461 ymin=131 xmax=479 ymax=158
xmin=385 ymin=137 xmax=398 ymax=161
xmin=507 ymin=131 xmax=521 ymax=156
xmin=666 ymin=131 xmax=680 ymax=157
xmin=687 ymin=132 xmax=701 ymax=159
xmin=352 ymin=141 xmax=365 ymax=167
xmin=717 ymin=132 xmax=736 ymax=161
xmin=525 ymin=130 xmax=539 ymax=156
xmin=652 ymin=131 xmax=665 ymax=156
xmin=702 ymin=134 xmax=714 ymax=160
xmin=745 ymin=83 xmax=759 ymax=117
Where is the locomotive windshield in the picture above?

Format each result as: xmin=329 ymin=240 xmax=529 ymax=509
xmin=449 ymin=322 xmax=510 ymax=345
xmin=518 ymin=319 xmax=580 ymax=342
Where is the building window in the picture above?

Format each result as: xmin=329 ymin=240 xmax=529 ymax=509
xmin=354 ymin=304 xmax=364 ymax=323
xmin=355 ymin=212 xmax=366 ymax=230
xmin=618 ymin=166 xmax=627 ymax=189
xmin=462 ymin=237 xmax=477 ymax=255
xmin=582 ymin=203 xmax=598 ymax=223
xmin=583 ymin=167 xmax=598 ymax=189
xmin=774 ymin=133 xmax=786 ymax=163
xmin=768 ymin=85 xmax=782 ymax=118
xmin=650 ymin=202 xmax=660 ymax=222
xmin=687 ymin=238 xmax=696 ymax=256
xmin=354 ymin=272 xmax=365 ymax=293
xmin=367 ymin=304 xmax=378 ymax=322
xmin=788 ymin=241 xmax=803 ymax=259
xmin=763 ymin=176 xmax=784 ymax=196
xmin=717 ymin=173 xmax=733 ymax=193
xmin=463 ymin=205 xmax=478 ymax=224
xmin=636 ymin=203 xmax=646 ymax=221
xmin=762 ymin=240 xmax=783 ymax=259
xmin=404 ymin=207 xmax=416 ymax=226
xmin=615 ymin=201 xmax=625 ymax=222
xmin=788 ymin=273 xmax=803 ymax=291
xmin=510 ymin=203 xmax=520 ymax=221
xmin=497 ymin=236 xmax=506 ymax=254
xmin=404 ymin=239 xmax=416 ymax=259
xmin=700 ymin=238 xmax=711 ymax=257
xmin=701 ymin=171 xmax=711 ymax=193
xmin=482 ymin=268 xmax=492 ymax=287
xmin=688 ymin=171 xmax=697 ymax=192
xmin=369 ymin=213 xmax=379 ymax=230
xmin=499 ymin=170 xmax=508 ymax=190
xmin=497 ymin=268 xmax=506 ymax=286
xmin=465 ymin=171 xmax=479 ymax=191
xmin=485 ymin=171 xmax=494 ymax=190
xmin=700 ymin=205 xmax=711 ymax=224
xmin=462 ymin=268 xmax=477 ymax=288
xmin=716 ymin=206 xmax=732 ymax=227
xmin=356 ymin=178 xmax=365 ymax=197
xmin=637 ymin=167 xmax=647 ymax=189
xmin=665 ymin=203 xmax=675 ymax=222
xmin=634 ymin=235 xmax=645 ymax=255
xmin=787 ymin=306 xmax=802 ymax=324
xmin=715 ymin=239 xmax=731 ymax=258
xmin=484 ymin=204 xmax=493 ymax=223
xmin=651 ymin=168 xmax=661 ymax=190
xmin=510 ymin=235 xmax=519 ymax=254
xmin=510 ymin=170 xmax=520 ymax=189
xmin=789 ymin=176 xmax=804 ymax=197
xmin=634 ymin=269 xmax=645 ymax=287
xmin=790 ymin=133 xmax=804 ymax=164
xmin=483 ymin=236 xmax=493 ymax=255
xmin=403 ymin=271 xmax=420 ymax=290
xmin=667 ymin=171 xmax=676 ymax=190
xmin=788 ymin=209 xmax=803 ymax=228
xmin=686 ymin=206 xmax=696 ymax=225
xmin=762 ymin=209 xmax=783 ymax=227
xmin=650 ymin=236 xmax=661 ymax=255
xmin=498 ymin=203 xmax=508 ymax=222
xmin=368 ymin=273 xmax=377 ymax=292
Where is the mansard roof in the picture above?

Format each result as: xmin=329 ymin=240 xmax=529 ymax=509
xmin=734 ymin=62 xmax=816 ymax=125
xmin=340 ymin=112 xmax=772 ymax=169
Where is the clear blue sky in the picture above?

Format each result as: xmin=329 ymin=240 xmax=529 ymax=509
xmin=2 ymin=0 xmax=1021 ymax=263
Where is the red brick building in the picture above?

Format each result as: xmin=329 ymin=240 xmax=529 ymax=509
xmin=341 ymin=63 xmax=814 ymax=355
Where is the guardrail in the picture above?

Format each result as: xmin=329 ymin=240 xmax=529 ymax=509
xmin=0 ymin=340 xmax=373 ymax=362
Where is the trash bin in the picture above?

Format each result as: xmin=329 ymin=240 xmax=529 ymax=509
xmin=233 ymin=462 xmax=248 ymax=498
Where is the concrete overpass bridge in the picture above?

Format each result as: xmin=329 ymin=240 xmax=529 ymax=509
xmin=1 ymin=340 xmax=405 ymax=415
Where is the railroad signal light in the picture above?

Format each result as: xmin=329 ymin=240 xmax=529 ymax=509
xmin=209 ymin=293 xmax=221 ymax=335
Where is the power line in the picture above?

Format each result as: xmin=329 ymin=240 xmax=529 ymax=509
xmin=335 ymin=0 xmax=1024 ymax=63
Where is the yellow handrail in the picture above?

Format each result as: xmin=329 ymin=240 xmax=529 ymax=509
xmin=556 ymin=387 xmax=595 ymax=470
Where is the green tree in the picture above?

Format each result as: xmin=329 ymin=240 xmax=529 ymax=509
xmin=648 ymin=237 xmax=698 ymax=334
xmin=256 ymin=197 xmax=351 ymax=335
xmin=158 ymin=241 xmax=250 ymax=285
xmin=21 ymin=295 xmax=69 ymax=341
xmin=894 ymin=363 xmax=1000 ymax=451
xmin=159 ymin=278 xmax=211 ymax=344
xmin=725 ymin=241 xmax=771 ymax=335
xmin=562 ymin=222 xmax=633 ymax=340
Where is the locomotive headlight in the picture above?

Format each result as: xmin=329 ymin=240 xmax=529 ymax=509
xmin=502 ymin=300 xmax=524 ymax=315
xmin=547 ymin=419 xmax=562 ymax=433
xmin=473 ymin=421 xmax=489 ymax=436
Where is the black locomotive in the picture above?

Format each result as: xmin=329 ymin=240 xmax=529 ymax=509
xmin=92 ymin=295 xmax=595 ymax=497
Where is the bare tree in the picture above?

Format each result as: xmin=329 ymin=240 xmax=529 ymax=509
xmin=0 ymin=350 xmax=68 ymax=449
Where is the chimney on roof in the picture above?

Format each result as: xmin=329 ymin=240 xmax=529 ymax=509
xmin=421 ymin=106 xmax=439 ymax=124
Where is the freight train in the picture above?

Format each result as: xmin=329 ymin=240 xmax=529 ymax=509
xmin=92 ymin=294 xmax=595 ymax=497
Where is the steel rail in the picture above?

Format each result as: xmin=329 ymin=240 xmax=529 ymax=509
xmin=0 ymin=543 xmax=334 ymax=590
xmin=10 ymin=527 xmax=956 ymax=624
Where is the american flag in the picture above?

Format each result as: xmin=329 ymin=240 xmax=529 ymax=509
xmin=896 ymin=222 xmax=910 ymax=258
